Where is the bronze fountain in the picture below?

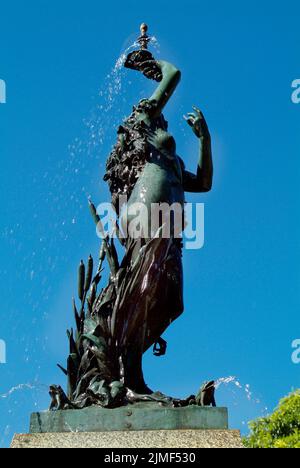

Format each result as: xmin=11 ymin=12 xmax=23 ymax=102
xmin=50 ymin=24 xmax=215 ymax=411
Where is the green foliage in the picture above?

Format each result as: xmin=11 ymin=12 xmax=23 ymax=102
xmin=244 ymin=391 xmax=300 ymax=448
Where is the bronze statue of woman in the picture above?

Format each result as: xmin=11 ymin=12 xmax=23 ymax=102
xmin=103 ymin=34 xmax=213 ymax=395
xmin=52 ymin=27 xmax=213 ymax=410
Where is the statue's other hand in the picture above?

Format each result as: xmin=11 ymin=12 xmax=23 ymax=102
xmin=184 ymin=107 xmax=210 ymax=139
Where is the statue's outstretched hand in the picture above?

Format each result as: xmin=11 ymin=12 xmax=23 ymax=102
xmin=184 ymin=107 xmax=210 ymax=139
xmin=124 ymin=49 xmax=162 ymax=82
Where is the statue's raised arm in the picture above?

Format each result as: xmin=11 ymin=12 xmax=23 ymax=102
xmin=126 ymin=57 xmax=181 ymax=117
xmin=149 ymin=60 xmax=181 ymax=117
xmin=183 ymin=106 xmax=213 ymax=193
xmin=124 ymin=24 xmax=181 ymax=118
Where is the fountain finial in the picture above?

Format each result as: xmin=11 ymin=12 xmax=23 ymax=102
xmin=140 ymin=23 xmax=148 ymax=35
xmin=138 ymin=23 xmax=151 ymax=50
xmin=124 ymin=24 xmax=162 ymax=82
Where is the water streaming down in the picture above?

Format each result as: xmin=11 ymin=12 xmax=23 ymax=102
xmin=77 ymin=37 xmax=160 ymax=159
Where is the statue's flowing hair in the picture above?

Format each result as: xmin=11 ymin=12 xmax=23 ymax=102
xmin=104 ymin=99 xmax=168 ymax=214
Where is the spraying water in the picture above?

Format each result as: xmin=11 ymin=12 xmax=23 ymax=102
xmin=0 ymin=383 xmax=48 ymax=399
xmin=215 ymin=376 xmax=264 ymax=405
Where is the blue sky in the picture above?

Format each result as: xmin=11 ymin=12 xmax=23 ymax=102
xmin=0 ymin=0 xmax=300 ymax=447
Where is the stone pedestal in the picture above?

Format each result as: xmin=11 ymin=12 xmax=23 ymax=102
xmin=11 ymin=405 xmax=244 ymax=448
xmin=11 ymin=429 xmax=244 ymax=448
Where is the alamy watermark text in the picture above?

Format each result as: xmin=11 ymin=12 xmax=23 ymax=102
xmin=291 ymin=79 xmax=300 ymax=104
xmin=291 ymin=339 xmax=300 ymax=364
xmin=0 ymin=340 xmax=6 ymax=364
xmin=0 ymin=79 xmax=6 ymax=104
xmin=95 ymin=198 xmax=205 ymax=250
